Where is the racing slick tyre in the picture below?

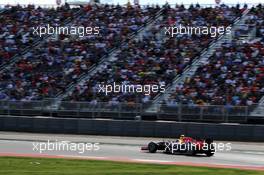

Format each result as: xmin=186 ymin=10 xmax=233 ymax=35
xmin=205 ymin=138 xmax=213 ymax=144
xmin=148 ymin=142 xmax=158 ymax=153
xmin=206 ymin=151 xmax=214 ymax=157
xmin=186 ymin=142 xmax=196 ymax=156
xmin=204 ymin=138 xmax=214 ymax=157
xmin=206 ymin=144 xmax=215 ymax=157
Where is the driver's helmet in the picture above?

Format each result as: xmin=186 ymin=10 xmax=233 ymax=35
xmin=179 ymin=135 xmax=185 ymax=143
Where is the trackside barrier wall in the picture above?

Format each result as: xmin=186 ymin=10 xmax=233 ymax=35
xmin=0 ymin=116 xmax=263 ymax=142
xmin=1 ymin=100 xmax=263 ymax=123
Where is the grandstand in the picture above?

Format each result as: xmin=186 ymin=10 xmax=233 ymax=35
xmin=0 ymin=1 xmax=263 ymax=123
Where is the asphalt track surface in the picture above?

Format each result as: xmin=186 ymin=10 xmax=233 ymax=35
xmin=0 ymin=132 xmax=263 ymax=171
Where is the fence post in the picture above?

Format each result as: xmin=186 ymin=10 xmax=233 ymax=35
xmin=139 ymin=103 xmax=143 ymax=118
xmin=118 ymin=103 xmax=121 ymax=119
xmin=225 ymin=106 xmax=229 ymax=123
xmin=7 ymin=100 xmax=10 ymax=116
xmin=156 ymin=103 xmax=160 ymax=120
xmin=98 ymin=102 xmax=101 ymax=118
xmin=200 ymin=106 xmax=203 ymax=120
xmin=77 ymin=102 xmax=80 ymax=117
xmin=245 ymin=106 xmax=249 ymax=123
xmin=20 ymin=101 xmax=23 ymax=116
xmin=178 ymin=104 xmax=182 ymax=121
xmin=222 ymin=106 xmax=225 ymax=122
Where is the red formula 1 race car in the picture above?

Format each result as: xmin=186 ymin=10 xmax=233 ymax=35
xmin=141 ymin=135 xmax=215 ymax=157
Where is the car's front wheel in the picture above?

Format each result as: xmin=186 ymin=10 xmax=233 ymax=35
xmin=148 ymin=142 xmax=158 ymax=153
xmin=206 ymin=144 xmax=215 ymax=157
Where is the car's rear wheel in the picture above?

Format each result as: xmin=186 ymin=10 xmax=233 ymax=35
xmin=205 ymin=138 xmax=213 ymax=144
xmin=186 ymin=142 xmax=196 ymax=156
xmin=206 ymin=151 xmax=214 ymax=157
xmin=148 ymin=142 xmax=158 ymax=153
xmin=206 ymin=144 xmax=215 ymax=157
